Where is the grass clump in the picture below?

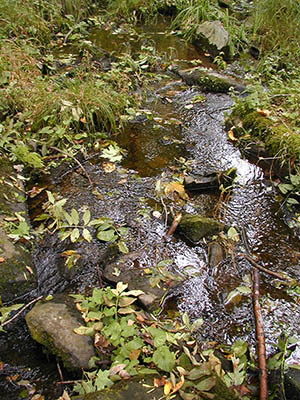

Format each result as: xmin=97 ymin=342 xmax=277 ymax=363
xmin=0 ymin=0 xmax=96 ymax=44
xmin=0 ymin=41 xmax=137 ymax=168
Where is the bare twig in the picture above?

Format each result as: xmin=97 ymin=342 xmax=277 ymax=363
xmin=2 ymin=295 xmax=43 ymax=327
xmin=253 ymin=267 xmax=268 ymax=400
xmin=51 ymin=146 xmax=94 ymax=187
xmin=57 ymin=361 xmax=64 ymax=382
xmin=237 ymin=253 xmax=295 ymax=282
xmin=166 ymin=212 xmax=182 ymax=237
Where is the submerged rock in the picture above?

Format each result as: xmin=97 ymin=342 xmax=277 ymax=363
xmin=171 ymin=65 xmax=246 ymax=93
xmin=25 ymin=294 xmax=95 ymax=370
xmin=179 ymin=214 xmax=224 ymax=243
xmin=102 ymin=250 xmax=170 ymax=312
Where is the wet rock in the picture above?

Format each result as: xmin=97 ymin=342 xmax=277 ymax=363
xmin=184 ymin=168 xmax=236 ymax=194
xmin=184 ymin=173 xmax=220 ymax=193
xmin=285 ymin=368 xmax=300 ymax=400
xmin=0 ymin=158 xmax=37 ymax=302
xmin=171 ymin=65 xmax=246 ymax=93
xmin=208 ymin=241 xmax=225 ymax=267
xmin=102 ymin=250 xmax=169 ymax=312
xmin=72 ymin=373 xmax=239 ymax=400
xmin=179 ymin=214 xmax=224 ymax=243
xmin=25 ymin=294 xmax=95 ymax=370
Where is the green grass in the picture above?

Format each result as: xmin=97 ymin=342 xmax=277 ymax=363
xmin=0 ymin=41 xmax=137 ymax=167
xmin=0 ymin=0 xmax=95 ymax=44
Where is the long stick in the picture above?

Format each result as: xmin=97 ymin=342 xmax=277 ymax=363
xmin=51 ymin=146 xmax=94 ymax=187
xmin=253 ymin=268 xmax=268 ymax=400
xmin=237 ymin=253 xmax=295 ymax=282
xmin=2 ymin=295 xmax=43 ymax=327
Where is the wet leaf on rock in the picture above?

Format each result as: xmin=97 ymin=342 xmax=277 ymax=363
xmin=153 ymin=345 xmax=175 ymax=372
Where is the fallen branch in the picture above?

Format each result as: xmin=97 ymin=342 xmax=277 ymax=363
xmin=2 ymin=295 xmax=43 ymax=327
xmin=51 ymin=146 xmax=94 ymax=187
xmin=165 ymin=212 xmax=182 ymax=237
xmin=237 ymin=253 xmax=295 ymax=282
xmin=253 ymin=267 xmax=268 ymax=400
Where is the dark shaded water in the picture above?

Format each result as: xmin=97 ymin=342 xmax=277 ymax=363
xmin=1 ymin=16 xmax=300 ymax=400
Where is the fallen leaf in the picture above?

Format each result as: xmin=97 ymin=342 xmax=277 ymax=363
xmin=130 ymin=349 xmax=141 ymax=360
xmin=184 ymin=104 xmax=194 ymax=110
xmin=164 ymin=182 xmax=189 ymax=200
xmin=28 ymin=186 xmax=46 ymax=198
xmin=228 ymin=129 xmax=238 ymax=142
xmin=154 ymin=376 xmax=168 ymax=387
xmin=0 ymin=257 xmax=5 ymax=263
xmin=57 ymin=391 xmax=71 ymax=400
xmin=102 ymin=162 xmax=115 ymax=173
xmin=257 ymin=108 xmax=271 ymax=117
xmin=118 ymin=178 xmax=127 ymax=184
xmin=109 ymin=364 xmax=127 ymax=376
xmin=171 ymin=376 xmax=185 ymax=394
xmin=25 ymin=265 xmax=34 ymax=274
xmin=164 ymin=381 xmax=173 ymax=395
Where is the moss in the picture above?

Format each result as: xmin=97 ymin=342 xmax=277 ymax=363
xmin=179 ymin=214 xmax=224 ymax=243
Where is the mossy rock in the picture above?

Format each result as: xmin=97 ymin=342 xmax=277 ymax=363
xmin=25 ymin=294 xmax=95 ymax=370
xmin=172 ymin=66 xmax=246 ymax=93
xmin=179 ymin=214 xmax=224 ymax=243
xmin=72 ymin=374 xmax=239 ymax=400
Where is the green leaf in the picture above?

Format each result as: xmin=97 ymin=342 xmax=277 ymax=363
xmin=236 ymin=286 xmax=251 ymax=295
xmin=195 ymin=376 xmax=216 ymax=392
xmin=71 ymin=209 xmax=79 ymax=226
xmin=83 ymin=209 xmax=91 ymax=225
xmin=97 ymin=229 xmax=115 ymax=242
xmin=70 ymin=228 xmax=80 ymax=242
xmin=153 ymin=345 xmax=175 ymax=372
xmin=278 ymin=183 xmax=294 ymax=194
xmin=227 ymin=226 xmax=239 ymax=241
xmin=60 ymin=230 xmax=72 ymax=241
xmin=74 ymin=326 xmax=95 ymax=336
xmin=47 ymin=191 xmax=55 ymax=204
xmin=118 ymin=241 xmax=129 ymax=254
xmin=187 ymin=367 xmax=210 ymax=380
xmin=64 ymin=211 xmax=73 ymax=226
xmin=232 ymin=339 xmax=248 ymax=356
xmin=148 ymin=327 xmax=167 ymax=347
xmin=94 ymin=370 xmax=114 ymax=391
xmin=82 ymin=228 xmax=92 ymax=242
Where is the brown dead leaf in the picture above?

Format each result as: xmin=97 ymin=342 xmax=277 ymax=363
xmin=28 ymin=186 xmax=46 ymax=198
xmin=109 ymin=364 xmax=126 ymax=376
xmin=80 ymin=117 xmax=86 ymax=123
xmin=0 ymin=257 xmax=5 ymax=263
xmin=154 ymin=376 xmax=168 ymax=387
xmin=94 ymin=333 xmax=111 ymax=349
xmin=57 ymin=391 xmax=71 ymax=400
xmin=171 ymin=376 xmax=185 ymax=394
xmin=102 ymin=162 xmax=115 ymax=173
xmin=129 ymin=349 xmax=141 ymax=360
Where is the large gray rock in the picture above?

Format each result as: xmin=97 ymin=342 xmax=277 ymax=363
xmin=25 ymin=294 xmax=95 ymax=370
xmin=0 ymin=158 xmax=36 ymax=301
xmin=179 ymin=214 xmax=224 ymax=243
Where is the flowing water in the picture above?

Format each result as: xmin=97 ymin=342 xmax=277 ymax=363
xmin=1 ymin=16 xmax=300 ymax=400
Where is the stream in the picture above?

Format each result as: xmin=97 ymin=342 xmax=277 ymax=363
xmin=1 ymin=17 xmax=300 ymax=400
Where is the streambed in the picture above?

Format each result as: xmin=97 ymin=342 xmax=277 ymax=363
xmin=1 ymin=17 xmax=300 ymax=400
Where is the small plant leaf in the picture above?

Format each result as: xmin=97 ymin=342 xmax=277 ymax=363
xmin=71 ymin=209 xmax=79 ymax=226
xmin=195 ymin=376 xmax=216 ymax=391
xmin=153 ymin=345 xmax=175 ymax=372
xmin=70 ymin=228 xmax=80 ymax=242
xmin=83 ymin=210 xmax=91 ymax=225
xmin=97 ymin=229 xmax=115 ymax=242
xmin=82 ymin=228 xmax=92 ymax=242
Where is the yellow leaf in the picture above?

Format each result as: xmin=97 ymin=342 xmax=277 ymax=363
xmin=102 ymin=162 xmax=115 ymax=173
xmin=228 ymin=129 xmax=238 ymax=142
xmin=164 ymin=381 xmax=173 ymax=395
xmin=164 ymin=182 xmax=189 ymax=200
